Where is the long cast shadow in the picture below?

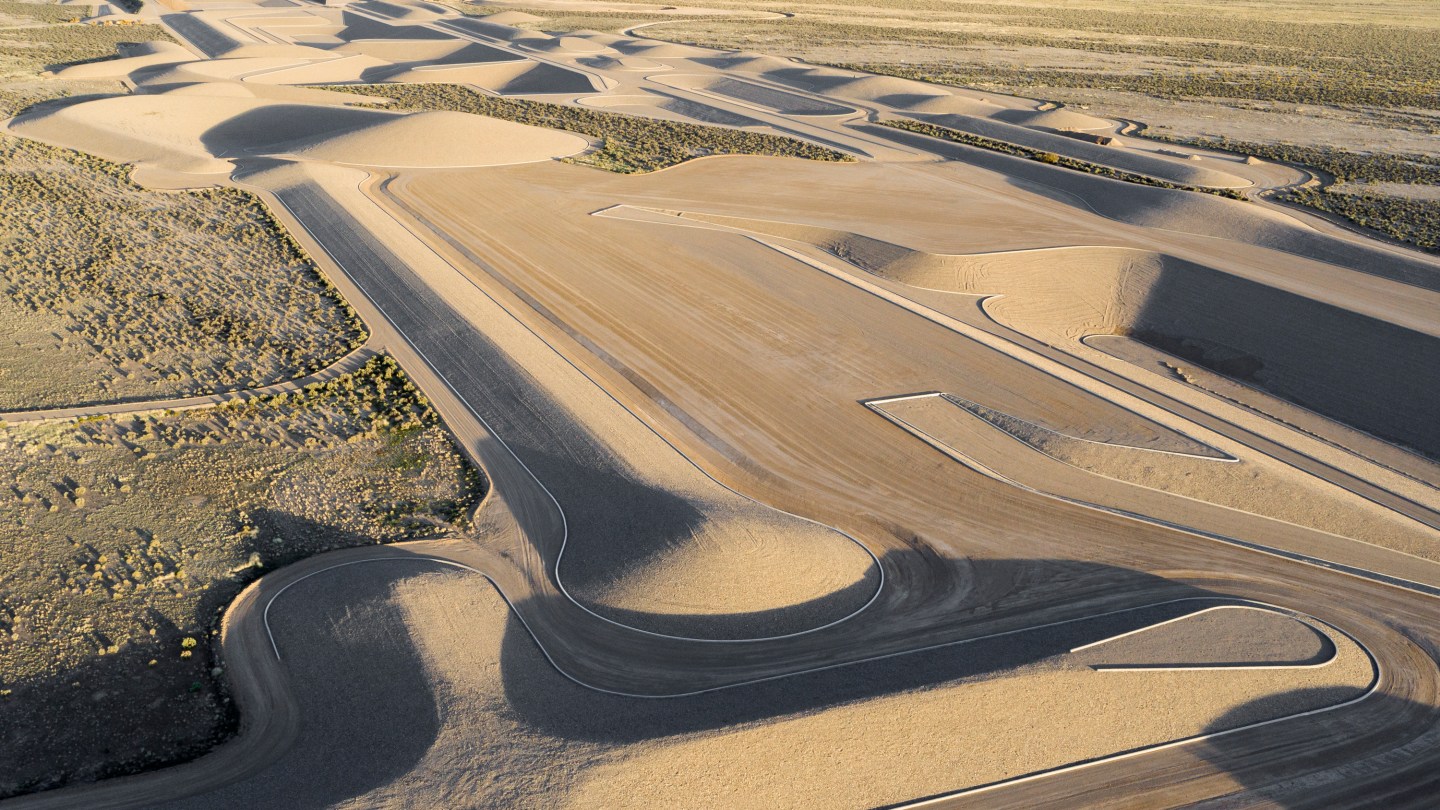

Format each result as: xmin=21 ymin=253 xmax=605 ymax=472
xmin=498 ymin=556 xmax=1219 ymax=744
xmin=1197 ymin=688 xmax=1440 ymax=808
xmin=160 ymin=555 xmax=448 ymax=810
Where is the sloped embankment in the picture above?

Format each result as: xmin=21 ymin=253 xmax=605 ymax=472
xmin=655 ymin=210 xmax=1440 ymax=458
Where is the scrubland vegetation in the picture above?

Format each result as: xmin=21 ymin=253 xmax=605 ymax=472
xmin=612 ymin=1 xmax=1439 ymax=111
xmin=1142 ymin=132 xmax=1440 ymax=251
xmin=0 ymin=135 xmax=366 ymax=411
xmin=0 ymin=0 xmax=90 ymax=25
xmin=0 ymin=7 xmax=171 ymax=115
xmin=584 ymin=0 xmax=1438 ymax=253
xmin=0 ymin=354 xmax=484 ymax=798
xmin=881 ymin=118 xmax=1245 ymax=200
xmin=327 ymin=83 xmax=851 ymax=173
xmin=458 ymin=2 xmax=690 ymax=32
xmin=0 ymin=5 xmax=488 ymax=800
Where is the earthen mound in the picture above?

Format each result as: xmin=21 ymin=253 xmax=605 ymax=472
xmin=277 ymin=110 xmax=589 ymax=168
xmin=996 ymin=106 xmax=1112 ymax=132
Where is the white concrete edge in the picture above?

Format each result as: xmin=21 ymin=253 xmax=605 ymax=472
xmin=872 ymin=395 xmax=1405 ymax=551
xmin=262 ymin=172 xmax=884 ymax=646
xmin=891 ymin=611 xmax=1380 ymax=807
xmin=262 ymin=556 xmax=1354 ymax=704
xmin=864 ymin=399 xmax=1440 ymax=600
xmin=593 ymin=203 xmax=1440 ymax=563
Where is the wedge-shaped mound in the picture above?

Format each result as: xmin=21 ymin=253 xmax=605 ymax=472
xmin=764 ymin=65 xmax=866 ymax=92
xmin=336 ymin=39 xmax=521 ymax=65
xmin=132 ymin=56 xmax=335 ymax=86
xmin=384 ymin=60 xmax=598 ymax=94
xmin=939 ymin=392 xmax=1229 ymax=459
xmin=903 ymin=94 xmax=1003 ymax=116
xmin=579 ymin=55 xmax=665 ymax=72
xmin=694 ymin=51 xmax=795 ymax=74
xmin=826 ymin=75 xmax=948 ymax=103
xmin=616 ymin=40 xmax=713 ymax=58
xmin=531 ymin=35 xmax=613 ymax=55
xmin=243 ymin=54 xmax=395 ymax=85
xmin=47 ymin=41 xmax=191 ymax=80
xmin=615 ymin=207 xmax=1440 ymax=458
xmin=996 ymin=106 xmax=1112 ymax=132
xmin=480 ymin=9 xmax=543 ymax=25
xmin=277 ymin=110 xmax=589 ymax=167
xmin=1073 ymin=606 xmax=1334 ymax=668
xmin=562 ymin=505 xmax=878 ymax=640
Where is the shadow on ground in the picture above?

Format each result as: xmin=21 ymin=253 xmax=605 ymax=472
xmin=1195 ymin=687 xmax=1440 ymax=808
xmin=497 ymin=555 xmax=1218 ymax=743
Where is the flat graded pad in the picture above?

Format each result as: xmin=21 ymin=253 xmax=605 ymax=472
xmin=1072 ymin=606 xmax=1335 ymax=668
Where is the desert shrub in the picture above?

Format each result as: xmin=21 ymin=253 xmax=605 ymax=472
xmin=0 ymin=354 xmax=483 ymax=799
xmin=0 ymin=19 xmax=171 ymax=82
xmin=625 ymin=3 xmax=1440 ymax=111
xmin=1282 ymin=187 xmax=1439 ymax=251
xmin=879 ymin=118 xmax=1246 ymax=199
xmin=325 ymin=83 xmax=853 ymax=173
xmin=0 ymin=135 xmax=367 ymax=410
xmin=1134 ymin=130 xmax=1440 ymax=252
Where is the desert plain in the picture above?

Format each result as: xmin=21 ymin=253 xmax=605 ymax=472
xmin=0 ymin=0 xmax=1438 ymax=807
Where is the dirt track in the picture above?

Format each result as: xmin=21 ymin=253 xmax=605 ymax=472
xmin=5 ymin=0 xmax=1440 ymax=806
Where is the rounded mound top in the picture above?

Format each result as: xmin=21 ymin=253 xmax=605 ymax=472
xmin=1001 ymin=106 xmax=1112 ymax=132
xmin=829 ymin=75 xmax=948 ymax=102
xmin=480 ymin=9 xmax=544 ymax=25
xmin=278 ymin=110 xmax=590 ymax=168
xmin=903 ymin=94 xmax=1003 ymax=116
xmin=565 ymin=509 xmax=880 ymax=641
xmin=535 ymin=35 xmax=613 ymax=55
xmin=618 ymin=40 xmax=712 ymax=58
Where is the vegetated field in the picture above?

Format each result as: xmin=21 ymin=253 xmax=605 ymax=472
xmin=326 ymin=83 xmax=852 ymax=173
xmin=0 ymin=2 xmax=174 ymax=116
xmin=0 ymin=354 xmax=484 ymax=799
xmin=0 ymin=135 xmax=367 ymax=411
xmin=589 ymin=0 xmax=1440 ymax=113
xmin=881 ymin=118 xmax=1245 ymax=200
xmin=1139 ymin=131 xmax=1440 ymax=251
xmin=520 ymin=1 xmax=1440 ymax=250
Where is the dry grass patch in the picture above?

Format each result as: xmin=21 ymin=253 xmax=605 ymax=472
xmin=327 ymin=82 xmax=853 ymax=173
xmin=0 ymin=135 xmax=366 ymax=411
xmin=0 ymin=354 xmax=484 ymax=799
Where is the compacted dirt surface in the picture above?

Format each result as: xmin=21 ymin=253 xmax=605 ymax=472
xmin=4 ymin=0 xmax=1440 ymax=807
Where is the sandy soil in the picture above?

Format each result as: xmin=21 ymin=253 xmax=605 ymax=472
xmin=152 ymin=565 xmax=1371 ymax=810
xmin=9 ymin=90 xmax=590 ymax=173
xmin=1073 ymin=606 xmax=1334 ymax=668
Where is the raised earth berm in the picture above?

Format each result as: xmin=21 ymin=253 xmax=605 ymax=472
xmin=10 ymin=93 xmax=589 ymax=173
xmin=913 ymin=112 xmax=1250 ymax=188
xmin=994 ymin=106 xmax=1113 ymax=132
xmin=379 ymin=60 xmax=600 ymax=94
xmin=274 ymin=110 xmax=589 ymax=167
xmin=46 ymin=40 xmax=192 ymax=80
xmin=649 ymin=209 xmax=1440 ymax=459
